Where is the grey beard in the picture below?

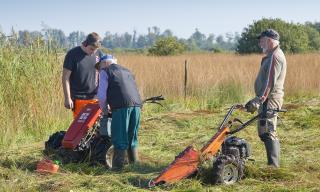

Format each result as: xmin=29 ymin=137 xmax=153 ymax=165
xmin=262 ymin=48 xmax=268 ymax=54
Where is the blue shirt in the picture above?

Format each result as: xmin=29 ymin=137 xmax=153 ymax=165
xmin=97 ymin=69 xmax=108 ymax=110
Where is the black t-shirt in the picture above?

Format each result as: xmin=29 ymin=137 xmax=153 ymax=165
xmin=63 ymin=46 xmax=104 ymax=99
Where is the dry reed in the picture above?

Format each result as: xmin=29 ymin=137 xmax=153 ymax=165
xmin=118 ymin=53 xmax=320 ymax=98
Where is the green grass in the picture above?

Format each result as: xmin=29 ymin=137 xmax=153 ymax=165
xmin=1 ymin=47 xmax=320 ymax=191
xmin=1 ymin=96 xmax=320 ymax=191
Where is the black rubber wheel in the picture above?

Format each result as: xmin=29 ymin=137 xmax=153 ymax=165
xmin=88 ymin=136 xmax=113 ymax=168
xmin=212 ymin=154 xmax=244 ymax=185
xmin=44 ymin=131 xmax=114 ymax=167
xmin=44 ymin=131 xmax=66 ymax=154
xmin=57 ymin=148 xmax=85 ymax=164
xmin=45 ymin=131 xmax=84 ymax=163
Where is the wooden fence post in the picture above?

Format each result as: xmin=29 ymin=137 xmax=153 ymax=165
xmin=184 ymin=60 xmax=188 ymax=100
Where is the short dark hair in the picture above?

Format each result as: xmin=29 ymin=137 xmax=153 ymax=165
xmin=82 ymin=32 xmax=101 ymax=48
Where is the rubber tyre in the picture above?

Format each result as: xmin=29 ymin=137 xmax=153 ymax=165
xmin=57 ymin=148 xmax=84 ymax=164
xmin=88 ymin=136 xmax=113 ymax=167
xmin=44 ymin=131 xmax=66 ymax=154
xmin=212 ymin=154 xmax=243 ymax=185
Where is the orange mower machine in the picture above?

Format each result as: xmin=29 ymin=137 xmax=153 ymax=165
xmin=44 ymin=96 xmax=164 ymax=168
xmin=148 ymin=104 xmax=287 ymax=186
xmin=62 ymin=101 xmax=101 ymax=149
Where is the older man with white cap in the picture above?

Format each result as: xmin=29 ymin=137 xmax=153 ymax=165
xmin=97 ymin=55 xmax=142 ymax=170
xmin=245 ymin=29 xmax=287 ymax=167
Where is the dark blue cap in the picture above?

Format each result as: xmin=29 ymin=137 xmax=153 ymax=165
xmin=257 ymin=29 xmax=280 ymax=40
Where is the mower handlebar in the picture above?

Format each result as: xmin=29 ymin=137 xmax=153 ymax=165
xmin=232 ymin=105 xmax=287 ymax=113
xmin=142 ymin=95 xmax=165 ymax=107
xmin=221 ymin=104 xmax=287 ymax=135
xmin=143 ymin=95 xmax=165 ymax=102
xmin=271 ymin=108 xmax=287 ymax=113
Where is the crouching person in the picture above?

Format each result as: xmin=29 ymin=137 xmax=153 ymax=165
xmin=97 ymin=55 xmax=142 ymax=171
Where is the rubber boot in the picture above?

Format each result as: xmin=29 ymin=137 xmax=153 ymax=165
xmin=127 ymin=148 xmax=139 ymax=164
xmin=264 ymin=139 xmax=280 ymax=168
xmin=112 ymin=149 xmax=126 ymax=171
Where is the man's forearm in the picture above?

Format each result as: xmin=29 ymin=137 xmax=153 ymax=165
xmin=62 ymin=69 xmax=72 ymax=100
xmin=62 ymin=79 xmax=71 ymax=100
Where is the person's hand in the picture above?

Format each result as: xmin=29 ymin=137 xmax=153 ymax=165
xmin=245 ymin=97 xmax=261 ymax=113
xmin=102 ymin=105 xmax=109 ymax=115
xmin=64 ymin=97 xmax=74 ymax=109
xmin=106 ymin=104 xmax=112 ymax=117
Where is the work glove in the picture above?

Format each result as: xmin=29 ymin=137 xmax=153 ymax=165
xmin=245 ymin=97 xmax=262 ymax=113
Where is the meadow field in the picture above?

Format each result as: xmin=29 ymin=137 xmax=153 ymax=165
xmin=0 ymin=47 xmax=319 ymax=191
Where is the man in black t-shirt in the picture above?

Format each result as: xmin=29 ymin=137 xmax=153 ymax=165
xmin=62 ymin=32 xmax=104 ymax=118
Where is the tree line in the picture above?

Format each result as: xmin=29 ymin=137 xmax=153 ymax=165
xmin=0 ymin=25 xmax=239 ymax=53
xmin=1 ymin=18 xmax=320 ymax=54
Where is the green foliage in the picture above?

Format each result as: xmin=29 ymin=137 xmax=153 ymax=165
xmin=305 ymin=21 xmax=320 ymax=32
xmin=237 ymin=18 xmax=320 ymax=53
xmin=305 ymin=26 xmax=320 ymax=51
xmin=148 ymin=37 xmax=186 ymax=56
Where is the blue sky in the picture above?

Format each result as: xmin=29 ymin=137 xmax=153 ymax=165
xmin=1 ymin=0 xmax=319 ymax=38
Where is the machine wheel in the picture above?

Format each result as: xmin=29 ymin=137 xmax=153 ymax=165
xmin=88 ymin=136 xmax=113 ymax=167
xmin=57 ymin=148 xmax=84 ymax=164
xmin=105 ymin=145 xmax=114 ymax=168
xmin=44 ymin=131 xmax=66 ymax=154
xmin=212 ymin=154 xmax=243 ymax=185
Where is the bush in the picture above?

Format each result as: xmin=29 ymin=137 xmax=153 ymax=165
xmin=148 ymin=37 xmax=186 ymax=56
xmin=237 ymin=18 xmax=320 ymax=54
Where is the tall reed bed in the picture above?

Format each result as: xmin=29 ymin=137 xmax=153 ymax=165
xmin=0 ymin=47 xmax=69 ymax=146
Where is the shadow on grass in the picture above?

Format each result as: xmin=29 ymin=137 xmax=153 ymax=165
xmin=0 ymin=155 xmax=38 ymax=172
xmin=127 ymin=174 xmax=176 ymax=191
xmin=127 ymin=176 xmax=151 ymax=189
xmin=127 ymin=163 xmax=202 ymax=189
xmin=244 ymin=165 xmax=295 ymax=181
xmin=49 ymin=158 xmax=168 ymax=177
xmin=196 ymin=166 xmax=215 ymax=185
xmin=127 ymin=162 xmax=167 ymax=174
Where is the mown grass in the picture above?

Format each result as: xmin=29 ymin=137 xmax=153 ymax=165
xmin=0 ymin=95 xmax=319 ymax=191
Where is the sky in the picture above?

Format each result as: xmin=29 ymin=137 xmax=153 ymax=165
xmin=1 ymin=0 xmax=319 ymax=38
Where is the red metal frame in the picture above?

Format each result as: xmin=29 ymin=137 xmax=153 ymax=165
xmin=62 ymin=103 xmax=102 ymax=149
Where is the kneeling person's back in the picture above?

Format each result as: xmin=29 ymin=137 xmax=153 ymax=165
xmin=97 ymin=55 xmax=142 ymax=170
xmin=105 ymin=64 xmax=142 ymax=110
